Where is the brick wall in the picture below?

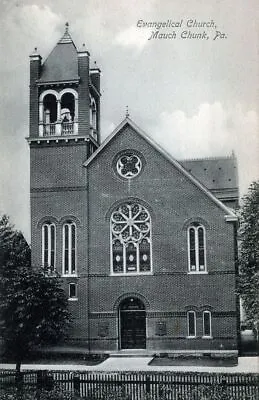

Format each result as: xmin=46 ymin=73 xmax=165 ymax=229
xmin=30 ymin=121 xmax=238 ymax=352
xmin=78 ymin=54 xmax=90 ymax=136
xmin=83 ymin=124 xmax=238 ymax=351
xmin=29 ymin=58 xmax=41 ymax=138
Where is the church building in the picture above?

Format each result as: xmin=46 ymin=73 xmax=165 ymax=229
xmin=28 ymin=25 xmax=239 ymax=355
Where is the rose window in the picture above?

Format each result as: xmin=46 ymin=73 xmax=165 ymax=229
xmin=116 ymin=153 xmax=142 ymax=178
xmin=111 ymin=202 xmax=151 ymax=274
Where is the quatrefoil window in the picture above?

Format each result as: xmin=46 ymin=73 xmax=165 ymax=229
xmin=116 ymin=153 xmax=142 ymax=178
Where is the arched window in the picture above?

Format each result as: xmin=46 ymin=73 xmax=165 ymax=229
xmin=89 ymin=96 xmax=97 ymax=140
xmin=39 ymin=89 xmax=78 ymax=137
xmin=42 ymin=222 xmax=56 ymax=269
xmin=61 ymin=92 xmax=75 ymax=135
xmin=187 ymin=311 xmax=196 ymax=337
xmin=111 ymin=202 xmax=152 ymax=274
xmin=43 ymin=94 xmax=57 ymax=123
xmin=203 ymin=311 xmax=212 ymax=337
xmin=43 ymin=94 xmax=57 ymax=136
xmin=187 ymin=223 xmax=206 ymax=273
xmin=62 ymin=222 xmax=76 ymax=275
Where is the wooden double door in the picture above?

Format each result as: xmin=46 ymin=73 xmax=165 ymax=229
xmin=119 ymin=298 xmax=146 ymax=349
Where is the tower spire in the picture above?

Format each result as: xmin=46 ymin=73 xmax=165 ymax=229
xmin=58 ymin=22 xmax=73 ymax=44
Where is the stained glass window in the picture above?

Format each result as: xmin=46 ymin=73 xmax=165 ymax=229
xmin=111 ymin=202 xmax=151 ymax=274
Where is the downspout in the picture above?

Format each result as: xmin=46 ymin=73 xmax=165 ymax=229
xmin=234 ymin=220 xmax=241 ymax=355
xmin=86 ymin=167 xmax=91 ymax=353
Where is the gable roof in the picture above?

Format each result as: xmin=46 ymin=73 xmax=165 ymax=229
xmin=84 ymin=118 xmax=237 ymax=221
xmin=38 ymin=27 xmax=79 ymax=84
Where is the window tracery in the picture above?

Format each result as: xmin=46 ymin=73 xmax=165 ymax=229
xmin=111 ymin=202 xmax=152 ymax=274
xmin=116 ymin=153 xmax=142 ymax=179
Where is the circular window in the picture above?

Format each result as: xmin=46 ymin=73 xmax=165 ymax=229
xmin=116 ymin=153 xmax=142 ymax=179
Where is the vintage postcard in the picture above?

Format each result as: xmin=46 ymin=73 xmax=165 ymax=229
xmin=0 ymin=0 xmax=258 ymax=398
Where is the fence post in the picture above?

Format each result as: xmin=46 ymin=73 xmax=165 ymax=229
xmin=15 ymin=371 xmax=23 ymax=400
xmin=37 ymin=370 xmax=54 ymax=391
xmin=45 ymin=374 xmax=54 ymax=391
xmin=73 ymin=375 xmax=80 ymax=396
xmin=146 ymin=376 xmax=151 ymax=394
xmin=220 ymin=378 xmax=227 ymax=398
xmin=37 ymin=370 xmax=45 ymax=390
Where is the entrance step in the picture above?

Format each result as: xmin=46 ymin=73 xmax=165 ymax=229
xmin=109 ymin=350 xmax=154 ymax=358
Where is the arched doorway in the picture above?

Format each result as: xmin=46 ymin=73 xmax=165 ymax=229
xmin=119 ymin=297 xmax=146 ymax=349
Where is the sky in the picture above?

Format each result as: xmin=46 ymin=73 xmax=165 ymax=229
xmin=0 ymin=0 xmax=258 ymax=242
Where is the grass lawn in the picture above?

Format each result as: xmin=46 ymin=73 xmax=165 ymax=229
xmin=149 ymin=354 xmax=238 ymax=367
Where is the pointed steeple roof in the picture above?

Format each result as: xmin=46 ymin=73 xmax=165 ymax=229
xmin=38 ymin=23 xmax=80 ymax=84
xmin=58 ymin=22 xmax=73 ymax=44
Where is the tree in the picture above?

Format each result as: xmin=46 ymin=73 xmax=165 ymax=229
xmin=0 ymin=215 xmax=70 ymax=372
xmin=238 ymin=182 xmax=259 ymax=334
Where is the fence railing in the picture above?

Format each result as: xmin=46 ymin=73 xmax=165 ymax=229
xmin=0 ymin=369 xmax=258 ymax=399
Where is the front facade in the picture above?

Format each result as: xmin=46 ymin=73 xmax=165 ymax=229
xmin=28 ymin=26 xmax=239 ymax=354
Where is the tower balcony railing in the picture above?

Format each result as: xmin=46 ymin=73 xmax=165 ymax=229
xmin=43 ymin=123 xmax=57 ymax=136
xmin=40 ymin=121 xmax=78 ymax=137
xmin=62 ymin=122 xmax=74 ymax=135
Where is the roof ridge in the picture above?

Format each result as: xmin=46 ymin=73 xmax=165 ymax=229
xmin=180 ymin=155 xmax=234 ymax=162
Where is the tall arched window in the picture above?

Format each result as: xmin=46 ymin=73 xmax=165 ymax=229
xmin=203 ymin=311 xmax=212 ymax=337
xmin=61 ymin=92 xmax=75 ymax=135
xmin=62 ymin=221 xmax=76 ymax=275
xmin=42 ymin=222 xmax=56 ymax=269
xmin=43 ymin=93 xmax=57 ymax=136
xmin=111 ymin=202 xmax=152 ymax=274
xmin=187 ymin=311 xmax=196 ymax=337
xmin=187 ymin=223 xmax=206 ymax=273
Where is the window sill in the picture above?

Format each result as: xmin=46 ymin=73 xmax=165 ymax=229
xmin=62 ymin=274 xmax=78 ymax=278
xmin=202 ymin=336 xmax=213 ymax=339
xmin=188 ymin=271 xmax=208 ymax=275
xmin=111 ymin=272 xmax=153 ymax=276
xmin=186 ymin=336 xmax=197 ymax=339
xmin=68 ymin=297 xmax=78 ymax=301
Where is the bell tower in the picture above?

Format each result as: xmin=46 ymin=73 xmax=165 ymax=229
xmin=28 ymin=24 xmax=101 ymax=274
xmin=28 ymin=22 xmax=101 ymax=145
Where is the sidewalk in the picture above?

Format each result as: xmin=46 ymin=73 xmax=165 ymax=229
xmin=0 ymin=357 xmax=258 ymax=374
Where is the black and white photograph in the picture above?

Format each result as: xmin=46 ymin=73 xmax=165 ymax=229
xmin=0 ymin=0 xmax=258 ymax=399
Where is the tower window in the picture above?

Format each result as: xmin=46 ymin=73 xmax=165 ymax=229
xmin=188 ymin=223 xmax=206 ymax=273
xmin=111 ymin=202 xmax=152 ymax=274
xmin=90 ymin=96 xmax=97 ymax=140
xmin=187 ymin=311 xmax=196 ymax=337
xmin=42 ymin=223 xmax=56 ymax=269
xmin=61 ymin=92 xmax=75 ymax=121
xmin=203 ymin=311 xmax=212 ymax=337
xmin=43 ymin=94 xmax=57 ymax=123
xmin=63 ymin=222 xmax=76 ymax=276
